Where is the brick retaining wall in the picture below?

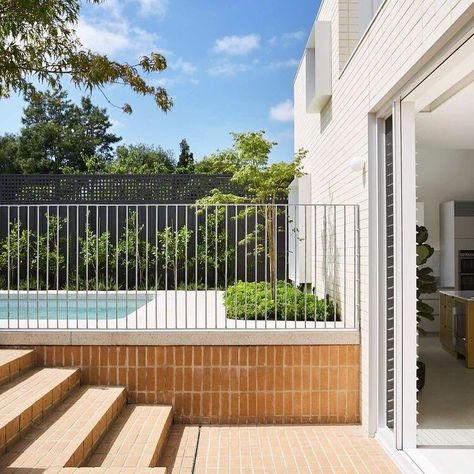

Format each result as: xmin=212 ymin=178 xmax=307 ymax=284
xmin=13 ymin=344 xmax=360 ymax=424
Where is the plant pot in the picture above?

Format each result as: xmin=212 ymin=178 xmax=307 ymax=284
xmin=417 ymin=360 xmax=426 ymax=391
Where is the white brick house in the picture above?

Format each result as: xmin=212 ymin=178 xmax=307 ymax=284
xmin=295 ymin=1 xmax=473 ymax=471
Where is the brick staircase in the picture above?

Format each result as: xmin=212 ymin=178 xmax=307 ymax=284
xmin=0 ymin=349 xmax=172 ymax=472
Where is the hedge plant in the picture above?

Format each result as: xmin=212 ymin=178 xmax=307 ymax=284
xmin=224 ymin=281 xmax=336 ymax=321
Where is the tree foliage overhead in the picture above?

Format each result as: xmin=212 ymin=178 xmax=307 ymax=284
xmin=0 ymin=0 xmax=172 ymax=113
xmin=2 ymin=88 xmax=121 ymax=174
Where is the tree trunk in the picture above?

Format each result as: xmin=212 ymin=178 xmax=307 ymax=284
xmin=267 ymin=202 xmax=277 ymax=300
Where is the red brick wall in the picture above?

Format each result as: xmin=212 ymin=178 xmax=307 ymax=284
xmin=29 ymin=345 xmax=360 ymax=424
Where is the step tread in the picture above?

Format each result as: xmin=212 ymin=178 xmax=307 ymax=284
xmin=0 ymin=349 xmax=35 ymax=384
xmin=50 ymin=468 xmax=167 ymax=473
xmin=0 ymin=349 xmax=34 ymax=366
xmin=0 ymin=367 xmax=80 ymax=448
xmin=0 ymin=386 xmax=125 ymax=469
xmin=87 ymin=405 xmax=173 ymax=469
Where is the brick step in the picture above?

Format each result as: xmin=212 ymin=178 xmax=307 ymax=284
xmin=0 ymin=349 xmax=35 ymax=385
xmin=0 ymin=367 xmax=80 ymax=452
xmin=52 ymin=468 xmax=167 ymax=473
xmin=0 ymin=386 xmax=125 ymax=470
xmin=85 ymin=404 xmax=173 ymax=469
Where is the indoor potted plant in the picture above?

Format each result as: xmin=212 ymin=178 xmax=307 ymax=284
xmin=416 ymin=225 xmax=437 ymax=390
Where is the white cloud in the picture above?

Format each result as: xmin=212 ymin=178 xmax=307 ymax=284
xmin=155 ymin=76 xmax=198 ymax=87
xmin=213 ymin=34 xmax=260 ymax=56
xmin=169 ymin=58 xmax=197 ymax=76
xmin=78 ymin=17 xmax=163 ymax=57
xmin=135 ymin=0 xmax=169 ymax=17
xmin=110 ymin=118 xmax=123 ymax=130
xmin=276 ymin=128 xmax=294 ymax=140
xmin=270 ymin=58 xmax=299 ymax=69
xmin=78 ymin=0 xmax=169 ymax=58
xmin=270 ymin=30 xmax=306 ymax=47
xmin=282 ymin=30 xmax=305 ymax=42
xmin=78 ymin=20 xmax=131 ymax=56
xmin=208 ymin=61 xmax=251 ymax=77
xmin=95 ymin=0 xmax=168 ymax=20
xmin=270 ymin=100 xmax=294 ymax=122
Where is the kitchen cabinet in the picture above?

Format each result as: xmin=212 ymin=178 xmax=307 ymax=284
xmin=439 ymin=290 xmax=474 ymax=367
xmin=440 ymin=201 xmax=474 ymax=289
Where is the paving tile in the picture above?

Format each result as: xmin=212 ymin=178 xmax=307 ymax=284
xmin=160 ymin=424 xmax=401 ymax=473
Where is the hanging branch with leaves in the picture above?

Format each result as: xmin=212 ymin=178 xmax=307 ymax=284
xmin=0 ymin=0 xmax=172 ymax=114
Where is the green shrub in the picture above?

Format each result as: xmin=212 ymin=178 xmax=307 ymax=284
xmin=224 ymin=281 xmax=336 ymax=321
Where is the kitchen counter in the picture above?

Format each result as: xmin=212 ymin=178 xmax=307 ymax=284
xmin=439 ymin=290 xmax=474 ymax=367
xmin=439 ymin=290 xmax=474 ymax=301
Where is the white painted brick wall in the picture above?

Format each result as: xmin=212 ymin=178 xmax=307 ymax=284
xmin=294 ymin=0 xmax=473 ymax=431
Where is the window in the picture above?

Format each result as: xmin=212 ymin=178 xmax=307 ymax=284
xmin=339 ymin=0 xmax=384 ymax=71
xmin=359 ymin=0 xmax=384 ymax=38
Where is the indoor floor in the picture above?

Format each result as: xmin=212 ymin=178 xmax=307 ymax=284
xmin=417 ymin=335 xmax=474 ymax=446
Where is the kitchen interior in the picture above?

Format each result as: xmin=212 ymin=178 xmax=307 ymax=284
xmin=415 ymin=71 xmax=474 ymax=446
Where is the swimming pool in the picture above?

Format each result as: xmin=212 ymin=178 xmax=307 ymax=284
xmin=0 ymin=293 xmax=153 ymax=321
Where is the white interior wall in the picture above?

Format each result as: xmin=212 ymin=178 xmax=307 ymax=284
xmin=417 ymin=147 xmax=474 ymax=276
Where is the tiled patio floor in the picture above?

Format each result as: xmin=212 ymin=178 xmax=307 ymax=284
xmin=160 ymin=425 xmax=401 ymax=473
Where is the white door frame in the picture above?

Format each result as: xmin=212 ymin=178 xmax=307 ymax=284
xmin=369 ymin=24 xmax=474 ymax=454
xmin=396 ymin=99 xmax=418 ymax=449
xmin=369 ymin=100 xmax=417 ymax=449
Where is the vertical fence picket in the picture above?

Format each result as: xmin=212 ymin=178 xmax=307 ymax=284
xmin=0 ymin=202 xmax=360 ymax=331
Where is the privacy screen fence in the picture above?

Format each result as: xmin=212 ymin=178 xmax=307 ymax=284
xmin=0 ymin=175 xmax=360 ymax=331
xmin=0 ymin=174 xmax=247 ymax=204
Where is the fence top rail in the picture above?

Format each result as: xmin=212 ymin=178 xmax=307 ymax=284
xmin=1 ymin=203 xmax=359 ymax=208
xmin=0 ymin=173 xmax=235 ymax=179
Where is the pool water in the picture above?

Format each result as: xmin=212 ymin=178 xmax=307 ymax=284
xmin=0 ymin=294 xmax=153 ymax=320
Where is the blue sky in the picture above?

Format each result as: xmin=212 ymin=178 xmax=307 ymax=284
xmin=0 ymin=0 xmax=320 ymax=163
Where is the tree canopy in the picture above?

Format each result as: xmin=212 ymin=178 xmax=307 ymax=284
xmin=176 ymin=139 xmax=195 ymax=174
xmin=200 ymin=131 xmax=304 ymax=203
xmin=110 ymin=144 xmax=176 ymax=174
xmin=2 ymin=88 xmax=121 ymax=173
xmin=0 ymin=0 xmax=172 ymax=113
xmin=194 ymin=149 xmax=240 ymax=175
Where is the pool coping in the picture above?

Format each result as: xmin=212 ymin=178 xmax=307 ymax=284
xmin=0 ymin=329 xmax=360 ymax=346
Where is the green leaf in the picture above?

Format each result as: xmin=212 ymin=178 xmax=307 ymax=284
xmin=0 ymin=0 xmax=171 ymax=113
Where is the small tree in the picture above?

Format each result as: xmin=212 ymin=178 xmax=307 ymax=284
xmin=153 ymin=226 xmax=193 ymax=288
xmin=202 ymin=131 xmax=305 ymax=295
xmin=196 ymin=190 xmax=248 ymax=287
xmin=0 ymin=222 xmax=32 ymax=289
xmin=80 ymin=221 xmax=116 ymax=288
xmin=116 ymin=211 xmax=150 ymax=288
xmin=34 ymin=214 xmax=67 ymax=289
xmin=176 ymin=139 xmax=195 ymax=174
